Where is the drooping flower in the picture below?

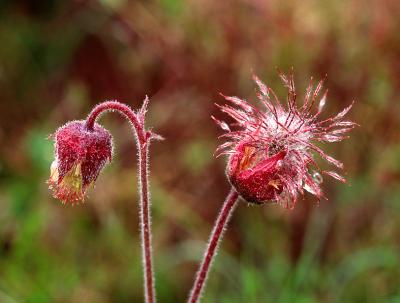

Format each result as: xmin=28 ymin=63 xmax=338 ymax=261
xmin=213 ymin=72 xmax=356 ymax=209
xmin=48 ymin=120 xmax=113 ymax=204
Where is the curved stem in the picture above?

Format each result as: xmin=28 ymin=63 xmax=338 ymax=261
xmin=85 ymin=100 xmax=156 ymax=303
xmin=85 ymin=100 xmax=147 ymax=143
xmin=188 ymin=188 xmax=239 ymax=303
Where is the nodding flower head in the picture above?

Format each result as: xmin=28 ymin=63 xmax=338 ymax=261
xmin=213 ymin=71 xmax=356 ymax=209
xmin=48 ymin=120 xmax=113 ymax=204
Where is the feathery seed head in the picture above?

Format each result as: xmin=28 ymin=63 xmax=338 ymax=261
xmin=213 ymin=72 xmax=355 ymax=208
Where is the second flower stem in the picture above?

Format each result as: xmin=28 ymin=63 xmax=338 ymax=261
xmin=188 ymin=188 xmax=239 ymax=303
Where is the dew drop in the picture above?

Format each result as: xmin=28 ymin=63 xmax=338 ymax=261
xmin=312 ymin=172 xmax=323 ymax=184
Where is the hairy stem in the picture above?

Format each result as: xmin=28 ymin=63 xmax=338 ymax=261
xmin=85 ymin=100 xmax=156 ymax=303
xmin=138 ymin=143 xmax=155 ymax=303
xmin=85 ymin=100 xmax=146 ymax=144
xmin=188 ymin=188 xmax=239 ymax=303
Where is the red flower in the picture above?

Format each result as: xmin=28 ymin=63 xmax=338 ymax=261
xmin=48 ymin=121 xmax=113 ymax=204
xmin=213 ymin=72 xmax=355 ymax=208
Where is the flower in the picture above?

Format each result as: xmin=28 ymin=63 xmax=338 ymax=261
xmin=213 ymin=72 xmax=355 ymax=208
xmin=48 ymin=120 xmax=113 ymax=204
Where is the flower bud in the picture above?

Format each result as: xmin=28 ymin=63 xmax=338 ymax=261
xmin=48 ymin=120 xmax=113 ymax=204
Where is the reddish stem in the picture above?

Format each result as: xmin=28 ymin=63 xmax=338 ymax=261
xmin=138 ymin=143 xmax=155 ymax=303
xmin=188 ymin=188 xmax=239 ymax=303
xmin=85 ymin=101 xmax=156 ymax=303
xmin=85 ymin=101 xmax=146 ymax=144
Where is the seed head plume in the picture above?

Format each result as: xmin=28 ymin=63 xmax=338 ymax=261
xmin=213 ymin=71 xmax=356 ymax=209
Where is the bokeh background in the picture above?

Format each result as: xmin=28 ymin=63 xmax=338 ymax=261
xmin=1 ymin=0 xmax=400 ymax=302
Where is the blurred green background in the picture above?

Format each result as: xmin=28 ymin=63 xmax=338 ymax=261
xmin=1 ymin=0 xmax=400 ymax=302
